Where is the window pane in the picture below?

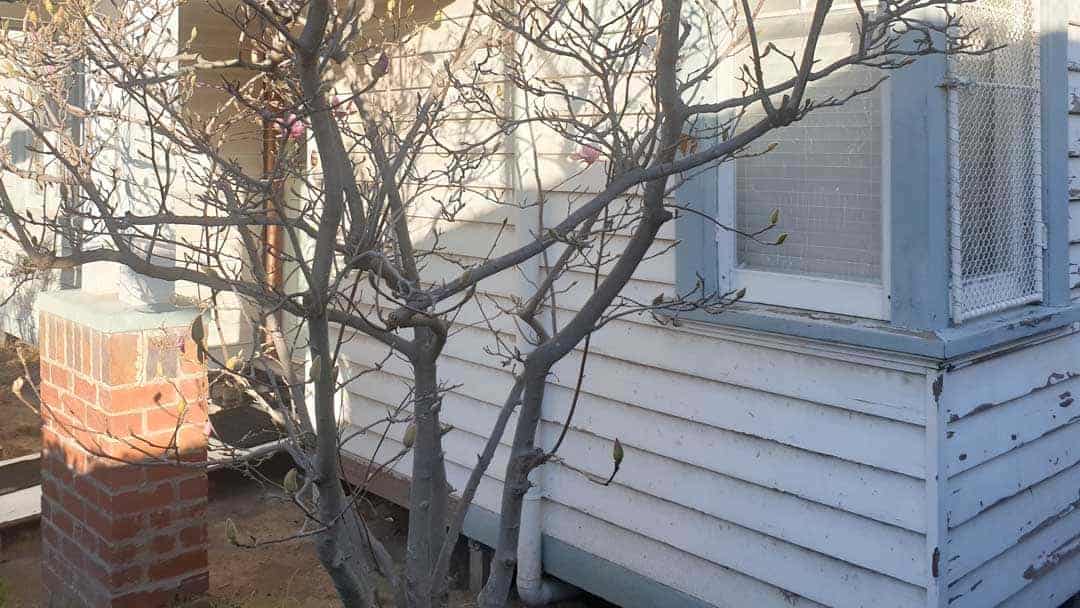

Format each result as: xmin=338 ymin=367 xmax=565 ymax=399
xmin=734 ymin=21 xmax=883 ymax=283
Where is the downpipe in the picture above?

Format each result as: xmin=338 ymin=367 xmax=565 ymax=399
xmin=516 ymin=467 xmax=580 ymax=606
xmin=507 ymin=42 xmax=580 ymax=605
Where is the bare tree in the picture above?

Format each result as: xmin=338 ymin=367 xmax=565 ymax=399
xmin=0 ymin=0 xmax=982 ymax=606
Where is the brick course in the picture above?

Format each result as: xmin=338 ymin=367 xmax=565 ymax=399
xmin=39 ymin=309 xmax=210 ymax=608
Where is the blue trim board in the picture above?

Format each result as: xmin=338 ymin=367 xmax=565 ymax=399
xmin=887 ymin=31 xmax=951 ymax=330
xmin=674 ymin=114 xmax=723 ymax=296
xmin=675 ymin=301 xmax=1080 ymax=362
xmin=1040 ymin=0 xmax=1071 ymax=307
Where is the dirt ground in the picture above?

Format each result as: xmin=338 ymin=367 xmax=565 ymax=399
xmin=0 ymin=337 xmax=39 ymax=460
xmin=0 ymin=456 xmax=608 ymax=608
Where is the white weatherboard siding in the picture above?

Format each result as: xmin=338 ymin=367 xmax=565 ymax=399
xmin=338 ymin=330 xmax=933 ymax=608
xmin=938 ymin=328 xmax=1080 ymax=608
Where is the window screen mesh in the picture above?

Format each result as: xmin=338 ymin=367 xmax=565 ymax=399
xmin=735 ymin=17 xmax=883 ymax=284
xmin=948 ymin=0 xmax=1042 ymax=322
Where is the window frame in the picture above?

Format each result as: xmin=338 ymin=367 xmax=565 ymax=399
xmin=674 ymin=0 xmax=1069 ymax=342
xmin=712 ymin=34 xmax=892 ymax=319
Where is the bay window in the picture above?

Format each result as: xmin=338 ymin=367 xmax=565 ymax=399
xmin=675 ymin=0 xmax=1070 ymax=354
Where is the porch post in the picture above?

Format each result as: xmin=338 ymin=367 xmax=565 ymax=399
xmin=36 ymin=291 xmax=210 ymax=607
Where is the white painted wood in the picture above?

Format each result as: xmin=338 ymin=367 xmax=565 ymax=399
xmin=942 ymin=332 xmax=1080 ymax=421
xmin=343 ymin=319 xmax=928 ymax=477
xmin=341 ymin=317 xmax=930 ymax=427
xmin=945 ymin=503 xmax=1080 ymax=608
xmin=544 ymin=472 xmax=926 ymax=608
xmin=944 ymin=374 xmax=1080 ymax=476
xmin=946 ymin=416 xmax=1080 ymax=528
xmin=946 ymin=462 xmax=1080 ymax=584
xmin=735 ymin=268 xmax=890 ymax=320
xmin=539 ymin=367 xmax=926 ymax=478
xmin=940 ymin=329 xmax=1080 ymax=607
xmin=345 ymin=387 xmax=927 ymax=585
xmin=925 ymin=372 xmax=949 ymax=608
xmin=0 ymin=485 xmax=40 ymax=528
xmin=543 ymin=426 xmax=926 ymax=585
xmin=342 ymin=363 xmax=927 ymax=532
xmin=541 ymin=504 xmax=833 ymax=608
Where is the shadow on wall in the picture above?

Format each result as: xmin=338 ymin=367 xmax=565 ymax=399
xmin=0 ymin=269 xmax=57 ymax=344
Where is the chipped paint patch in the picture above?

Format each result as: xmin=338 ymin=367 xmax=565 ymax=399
xmin=1018 ymin=493 xmax=1080 ymax=546
xmin=1023 ymin=533 xmax=1080 ymax=580
xmin=948 ymin=372 xmax=1080 ymax=422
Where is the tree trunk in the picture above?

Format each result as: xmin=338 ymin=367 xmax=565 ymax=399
xmin=309 ymin=314 xmax=380 ymax=607
xmin=477 ymin=368 xmax=548 ymax=608
xmin=405 ymin=326 xmax=451 ymax=608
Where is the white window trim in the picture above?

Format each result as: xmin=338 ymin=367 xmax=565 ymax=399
xmin=713 ymin=15 xmax=892 ymax=320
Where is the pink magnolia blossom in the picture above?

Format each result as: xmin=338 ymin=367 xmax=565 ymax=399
xmin=275 ymin=113 xmax=307 ymax=141
xmin=571 ymin=145 xmax=602 ymax=165
xmin=331 ymin=95 xmax=348 ymax=118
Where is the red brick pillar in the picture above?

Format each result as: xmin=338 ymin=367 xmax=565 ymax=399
xmin=36 ymin=292 xmax=210 ymax=608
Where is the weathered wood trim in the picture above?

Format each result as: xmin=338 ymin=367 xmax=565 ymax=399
xmin=1042 ymin=0 xmax=1072 ymax=307
xmin=888 ymin=23 xmax=951 ymax=331
xmin=998 ymin=534 xmax=1080 ymax=605
xmin=945 ymin=505 xmax=1080 ymax=607
xmin=939 ymin=326 xmax=1080 ymax=420
xmin=676 ymin=298 xmax=1080 ymax=362
xmin=926 ymin=371 xmax=950 ymax=608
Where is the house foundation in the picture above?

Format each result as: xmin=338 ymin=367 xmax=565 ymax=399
xmin=36 ymin=291 xmax=210 ymax=608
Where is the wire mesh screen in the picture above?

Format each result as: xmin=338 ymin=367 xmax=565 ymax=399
xmin=735 ymin=11 xmax=884 ymax=284
xmin=948 ymin=0 xmax=1043 ymax=322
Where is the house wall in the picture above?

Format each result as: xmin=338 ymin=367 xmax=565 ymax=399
xmin=332 ymin=3 xmax=936 ymax=606
xmin=340 ymin=323 xmax=935 ymax=608
xmin=0 ymin=4 xmax=61 ymax=340
xmin=171 ymin=0 xmax=262 ymax=353
xmin=0 ymin=1 xmax=258 ymax=352
xmin=936 ymin=327 xmax=1080 ymax=607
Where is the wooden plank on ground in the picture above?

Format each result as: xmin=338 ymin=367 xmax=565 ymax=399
xmin=0 ymin=485 xmax=40 ymax=529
